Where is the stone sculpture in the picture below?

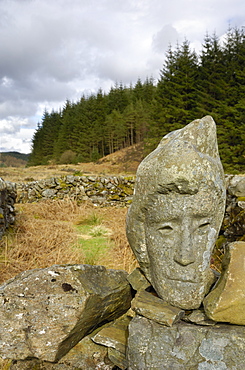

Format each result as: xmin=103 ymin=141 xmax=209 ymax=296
xmin=126 ymin=116 xmax=226 ymax=309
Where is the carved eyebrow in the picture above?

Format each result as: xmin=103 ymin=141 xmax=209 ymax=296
xmin=146 ymin=216 xmax=180 ymax=225
xmin=191 ymin=200 xmax=217 ymax=216
xmin=192 ymin=211 xmax=213 ymax=218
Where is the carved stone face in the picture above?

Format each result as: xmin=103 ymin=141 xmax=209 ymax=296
xmin=126 ymin=116 xmax=226 ymax=309
xmin=144 ymin=190 xmax=219 ymax=308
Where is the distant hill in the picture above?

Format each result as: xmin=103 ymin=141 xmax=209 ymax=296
xmin=97 ymin=143 xmax=145 ymax=173
xmin=0 ymin=152 xmax=30 ymax=167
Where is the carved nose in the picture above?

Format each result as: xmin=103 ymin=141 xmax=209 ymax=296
xmin=174 ymin=226 xmax=195 ymax=266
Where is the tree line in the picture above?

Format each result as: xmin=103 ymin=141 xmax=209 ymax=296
xmin=29 ymin=26 xmax=245 ymax=173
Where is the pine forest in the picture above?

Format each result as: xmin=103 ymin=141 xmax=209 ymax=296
xmin=29 ymin=27 xmax=245 ymax=173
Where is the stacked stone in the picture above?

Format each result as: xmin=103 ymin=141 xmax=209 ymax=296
xmin=223 ymin=175 xmax=245 ymax=241
xmin=17 ymin=175 xmax=134 ymax=206
xmin=0 ymin=264 xmax=132 ymax=369
xmin=125 ymin=116 xmax=245 ymax=369
xmin=0 ymin=178 xmax=16 ymax=239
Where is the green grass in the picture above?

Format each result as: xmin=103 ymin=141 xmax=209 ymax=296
xmin=74 ymin=216 xmax=113 ymax=265
xmin=76 ymin=212 xmax=102 ymax=226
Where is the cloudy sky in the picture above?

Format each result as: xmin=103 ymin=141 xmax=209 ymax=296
xmin=0 ymin=0 xmax=244 ymax=154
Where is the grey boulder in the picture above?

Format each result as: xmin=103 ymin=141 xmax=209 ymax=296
xmin=127 ymin=315 xmax=245 ymax=369
xmin=0 ymin=264 xmax=132 ymax=362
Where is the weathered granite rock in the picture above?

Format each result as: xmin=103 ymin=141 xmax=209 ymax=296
xmin=0 ymin=264 xmax=132 ymax=362
xmin=92 ymin=314 xmax=131 ymax=369
xmin=127 ymin=116 xmax=226 ymax=309
xmin=127 ymin=315 xmax=245 ymax=369
xmin=131 ymin=290 xmax=184 ymax=327
xmin=204 ymin=241 xmax=245 ymax=325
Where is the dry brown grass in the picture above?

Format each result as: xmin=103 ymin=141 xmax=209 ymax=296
xmin=0 ymin=160 xmax=137 ymax=184
xmin=0 ymin=200 xmax=137 ymax=284
xmin=0 ymin=144 xmax=141 ymax=183
xmin=0 ymin=163 xmax=116 ymax=183
xmin=0 ymin=199 xmax=137 ymax=368
xmin=97 ymin=207 xmax=138 ymax=272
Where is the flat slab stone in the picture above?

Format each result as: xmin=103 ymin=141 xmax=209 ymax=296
xmin=131 ymin=290 xmax=184 ymax=326
xmin=183 ymin=309 xmax=217 ymax=326
xmin=0 ymin=264 xmax=132 ymax=362
xmin=127 ymin=315 xmax=245 ymax=370
xmin=92 ymin=314 xmax=131 ymax=370
xmin=204 ymin=241 xmax=245 ymax=325
xmin=127 ymin=268 xmax=151 ymax=291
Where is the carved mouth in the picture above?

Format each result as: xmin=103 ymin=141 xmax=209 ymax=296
xmin=163 ymin=273 xmax=202 ymax=283
xmin=166 ymin=276 xmax=199 ymax=283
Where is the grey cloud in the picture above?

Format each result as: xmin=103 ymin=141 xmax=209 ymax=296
xmin=0 ymin=0 xmax=244 ymax=153
xmin=152 ymin=24 xmax=180 ymax=53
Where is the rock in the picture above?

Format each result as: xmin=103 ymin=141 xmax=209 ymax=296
xmin=45 ymin=178 xmax=58 ymax=188
xmin=131 ymin=290 xmax=184 ymax=326
xmin=127 ymin=315 xmax=245 ymax=369
xmin=238 ymin=199 xmax=245 ymax=209
xmin=42 ymin=188 xmax=57 ymax=198
xmin=127 ymin=116 xmax=226 ymax=309
xmin=127 ymin=268 xmax=151 ymax=291
xmin=57 ymin=327 xmax=114 ymax=370
xmin=223 ymin=195 xmax=245 ymax=240
xmin=183 ymin=309 xmax=217 ymax=326
xmin=92 ymin=314 xmax=131 ymax=370
xmin=227 ymin=175 xmax=245 ymax=197
xmin=108 ymin=348 xmax=127 ymax=370
xmin=10 ymin=326 xmax=114 ymax=369
xmin=17 ymin=175 xmax=134 ymax=206
xmin=0 ymin=179 xmax=16 ymax=239
xmin=0 ymin=264 xmax=132 ymax=362
xmin=203 ymin=241 xmax=245 ymax=325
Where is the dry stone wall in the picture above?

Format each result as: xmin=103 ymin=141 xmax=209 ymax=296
xmin=1 ymin=174 xmax=245 ymax=242
xmin=0 ymin=178 xmax=16 ymax=239
xmin=16 ymin=175 xmax=135 ymax=206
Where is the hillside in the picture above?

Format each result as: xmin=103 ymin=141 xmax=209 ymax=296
xmin=97 ymin=143 xmax=144 ymax=171
xmin=0 ymin=144 xmax=144 ymax=183
xmin=0 ymin=152 xmax=30 ymax=167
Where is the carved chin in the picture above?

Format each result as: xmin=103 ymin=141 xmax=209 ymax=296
xmin=152 ymin=278 xmax=208 ymax=309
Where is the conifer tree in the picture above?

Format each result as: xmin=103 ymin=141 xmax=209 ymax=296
xmin=28 ymin=26 xmax=245 ymax=172
xmin=156 ymin=40 xmax=199 ymax=134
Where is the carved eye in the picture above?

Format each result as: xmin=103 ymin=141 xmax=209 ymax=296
xmin=198 ymin=222 xmax=210 ymax=230
xmin=158 ymin=225 xmax=173 ymax=234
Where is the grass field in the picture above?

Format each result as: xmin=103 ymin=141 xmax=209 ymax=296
xmin=0 ymin=159 xmax=139 ymax=368
xmin=0 ymin=199 xmax=138 ymax=284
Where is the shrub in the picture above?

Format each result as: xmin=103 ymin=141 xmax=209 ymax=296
xmin=59 ymin=150 xmax=77 ymax=164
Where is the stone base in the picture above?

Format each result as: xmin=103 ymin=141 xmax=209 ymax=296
xmin=127 ymin=315 xmax=245 ymax=369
